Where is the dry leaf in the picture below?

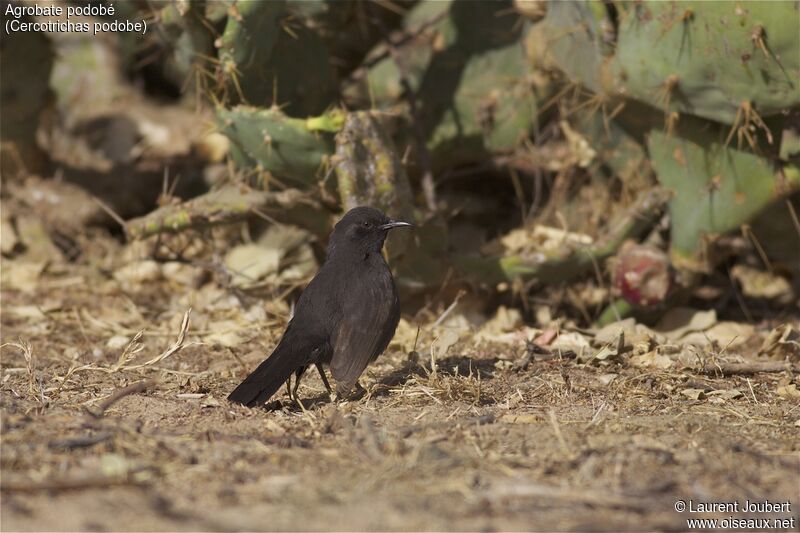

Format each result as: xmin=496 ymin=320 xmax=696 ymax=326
xmin=583 ymin=343 xmax=619 ymax=364
xmin=655 ymin=308 xmax=717 ymax=340
xmin=594 ymin=319 xmax=661 ymax=347
xmin=596 ymin=373 xmax=618 ymax=386
xmin=759 ymin=325 xmax=800 ymax=361
xmin=552 ymin=331 xmax=591 ymax=352
xmin=680 ymin=388 xmax=707 ymax=400
xmin=707 ymin=389 xmax=743 ymax=400
xmin=561 ymin=120 xmax=596 ymax=168
xmin=114 ymin=260 xmax=162 ymax=287
xmin=1 ymin=214 xmax=21 ymax=255
xmin=101 ymin=454 xmax=134 ymax=477
xmin=224 ymin=244 xmax=281 ymax=288
xmin=481 ymin=224 xmax=592 ymax=256
xmin=681 ymin=321 xmax=755 ymax=348
xmin=201 ymin=395 xmax=221 ymax=408
xmin=479 ymin=306 xmax=522 ymax=336
xmin=162 ymin=262 xmax=206 ymax=287
xmin=204 ymin=320 xmax=245 ymax=348
xmin=630 ymin=351 xmax=674 ymax=369
xmin=2 ymin=261 xmax=47 ymax=293
xmin=106 ymin=335 xmax=131 ymax=350
xmin=5 ymin=305 xmax=47 ymax=320
xmin=500 ymin=413 xmax=541 ymax=424
xmin=731 ymin=264 xmax=792 ymax=300
xmin=391 ymin=318 xmax=419 ymax=351
xmin=776 ymin=384 xmax=800 ymax=399
xmin=434 ymin=329 xmax=460 ymax=354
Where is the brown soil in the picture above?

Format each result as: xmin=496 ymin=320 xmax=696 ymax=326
xmin=1 ymin=265 xmax=798 ymax=532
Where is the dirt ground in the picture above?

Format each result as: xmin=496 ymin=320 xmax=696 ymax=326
xmin=2 ymin=2 xmax=799 ymax=530
xmin=1 ymin=259 xmax=799 ymax=532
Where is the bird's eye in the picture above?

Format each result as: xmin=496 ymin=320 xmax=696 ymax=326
xmin=363 ymin=221 xmax=371 ymax=228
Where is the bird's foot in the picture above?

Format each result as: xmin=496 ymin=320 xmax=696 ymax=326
xmin=334 ymin=381 xmax=367 ymax=402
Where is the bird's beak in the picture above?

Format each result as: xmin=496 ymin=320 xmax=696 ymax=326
xmin=381 ymin=220 xmax=413 ymax=230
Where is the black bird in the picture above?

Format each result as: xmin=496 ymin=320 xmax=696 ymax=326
xmin=228 ymin=206 xmax=412 ymax=407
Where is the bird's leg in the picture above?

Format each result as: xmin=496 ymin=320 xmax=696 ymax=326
xmin=315 ymin=363 xmax=334 ymax=398
xmin=285 ymin=377 xmax=293 ymax=401
xmin=292 ymin=366 xmax=307 ymax=403
xmin=354 ymin=380 xmax=366 ymax=396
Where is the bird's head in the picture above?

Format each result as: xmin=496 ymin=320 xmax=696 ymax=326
xmin=328 ymin=206 xmax=412 ymax=258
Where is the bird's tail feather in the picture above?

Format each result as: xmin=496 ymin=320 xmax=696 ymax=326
xmin=227 ymin=340 xmax=299 ymax=407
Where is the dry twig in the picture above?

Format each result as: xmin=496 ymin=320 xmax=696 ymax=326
xmin=697 ymin=361 xmax=799 ymax=376
xmin=85 ymin=379 xmax=158 ymax=418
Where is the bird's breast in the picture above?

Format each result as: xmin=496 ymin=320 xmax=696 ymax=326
xmin=343 ymin=255 xmax=396 ymax=295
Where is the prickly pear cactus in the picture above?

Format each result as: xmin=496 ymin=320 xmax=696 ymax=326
xmin=544 ymin=1 xmax=800 ymax=126
xmin=287 ymin=0 xmax=411 ymax=79
xmin=422 ymin=1 xmax=541 ymax=164
xmin=540 ymin=1 xmax=612 ymax=95
xmin=334 ymin=111 xmax=449 ymax=292
xmin=0 ymin=20 xmax=53 ymax=178
xmin=540 ymin=0 xmax=800 ymax=276
xmin=612 ymin=1 xmax=800 ymax=126
xmin=350 ymin=0 xmax=546 ymax=168
xmin=748 ymin=192 xmax=800 ymax=277
xmin=217 ymin=1 xmax=283 ymax=87
xmin=350 ymin=0 xmax=451 ymax=105
xmin=334 ymin=111 xmax=414 ymax=263
xmin=217 ymin=1 xmax=337 ymax=116
xmin=114 ymin=0 xmax=225 ymax=99
xmin=334 ymin=112 xmax=415 ymax=219
xmin=216 ymin=106 xmax=344 ymax=187
xmin=648 ymin=129 xmax=800 ymax=271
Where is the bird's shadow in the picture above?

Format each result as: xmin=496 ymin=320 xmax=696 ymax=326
xmin=260 ymin=355 xmax=500 ymax=410
xmin=369 ymin=354 xmax=500 ymax=398
xmin=263 ymin=393 xmax=334 ymax=412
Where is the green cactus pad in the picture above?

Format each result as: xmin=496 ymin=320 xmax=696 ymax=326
xmin=417 ymin=1 xmax=538 ymax=164
xmin=0 ymin=20 xmax=53 ymax=176
xmin=334 ymin=112 xmax=414 ymax=217
xmin=350 ymin=0 xmax=545 ymax=168
xmin=612 ymin=1 xmax=800 ymax=126
xmin=541 ymin=1 xmax=611 ymax=95
xmin=218 ymin=1 xmax=337 ymax=116
xmin=648 ymin=129 xmax=800 ymax=270
xmin=544 ymin=1 xmax=800 ymax=126
xmin=216 ymin=106 xmax=343 ymax=187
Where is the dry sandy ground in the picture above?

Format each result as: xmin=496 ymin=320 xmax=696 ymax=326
xmin=1 ymin=268 xmax=799 ymax=531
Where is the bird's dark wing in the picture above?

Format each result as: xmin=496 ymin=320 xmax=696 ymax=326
xmin=227 ymin=266 xmax=341 ymax=408
xmin=227 ymin=324 xmax=328 ymax=407
xmin=329 ymin=270 xmax=399 ymax=394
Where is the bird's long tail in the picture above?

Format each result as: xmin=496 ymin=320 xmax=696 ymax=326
xmin=227 ymin=338 xmax=301 ymax=407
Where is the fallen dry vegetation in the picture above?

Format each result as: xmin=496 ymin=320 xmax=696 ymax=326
xmin=2 ymin=2 xmax=799 ymax=530
xmin=1 ymin=248 xmax=798 ymax=531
